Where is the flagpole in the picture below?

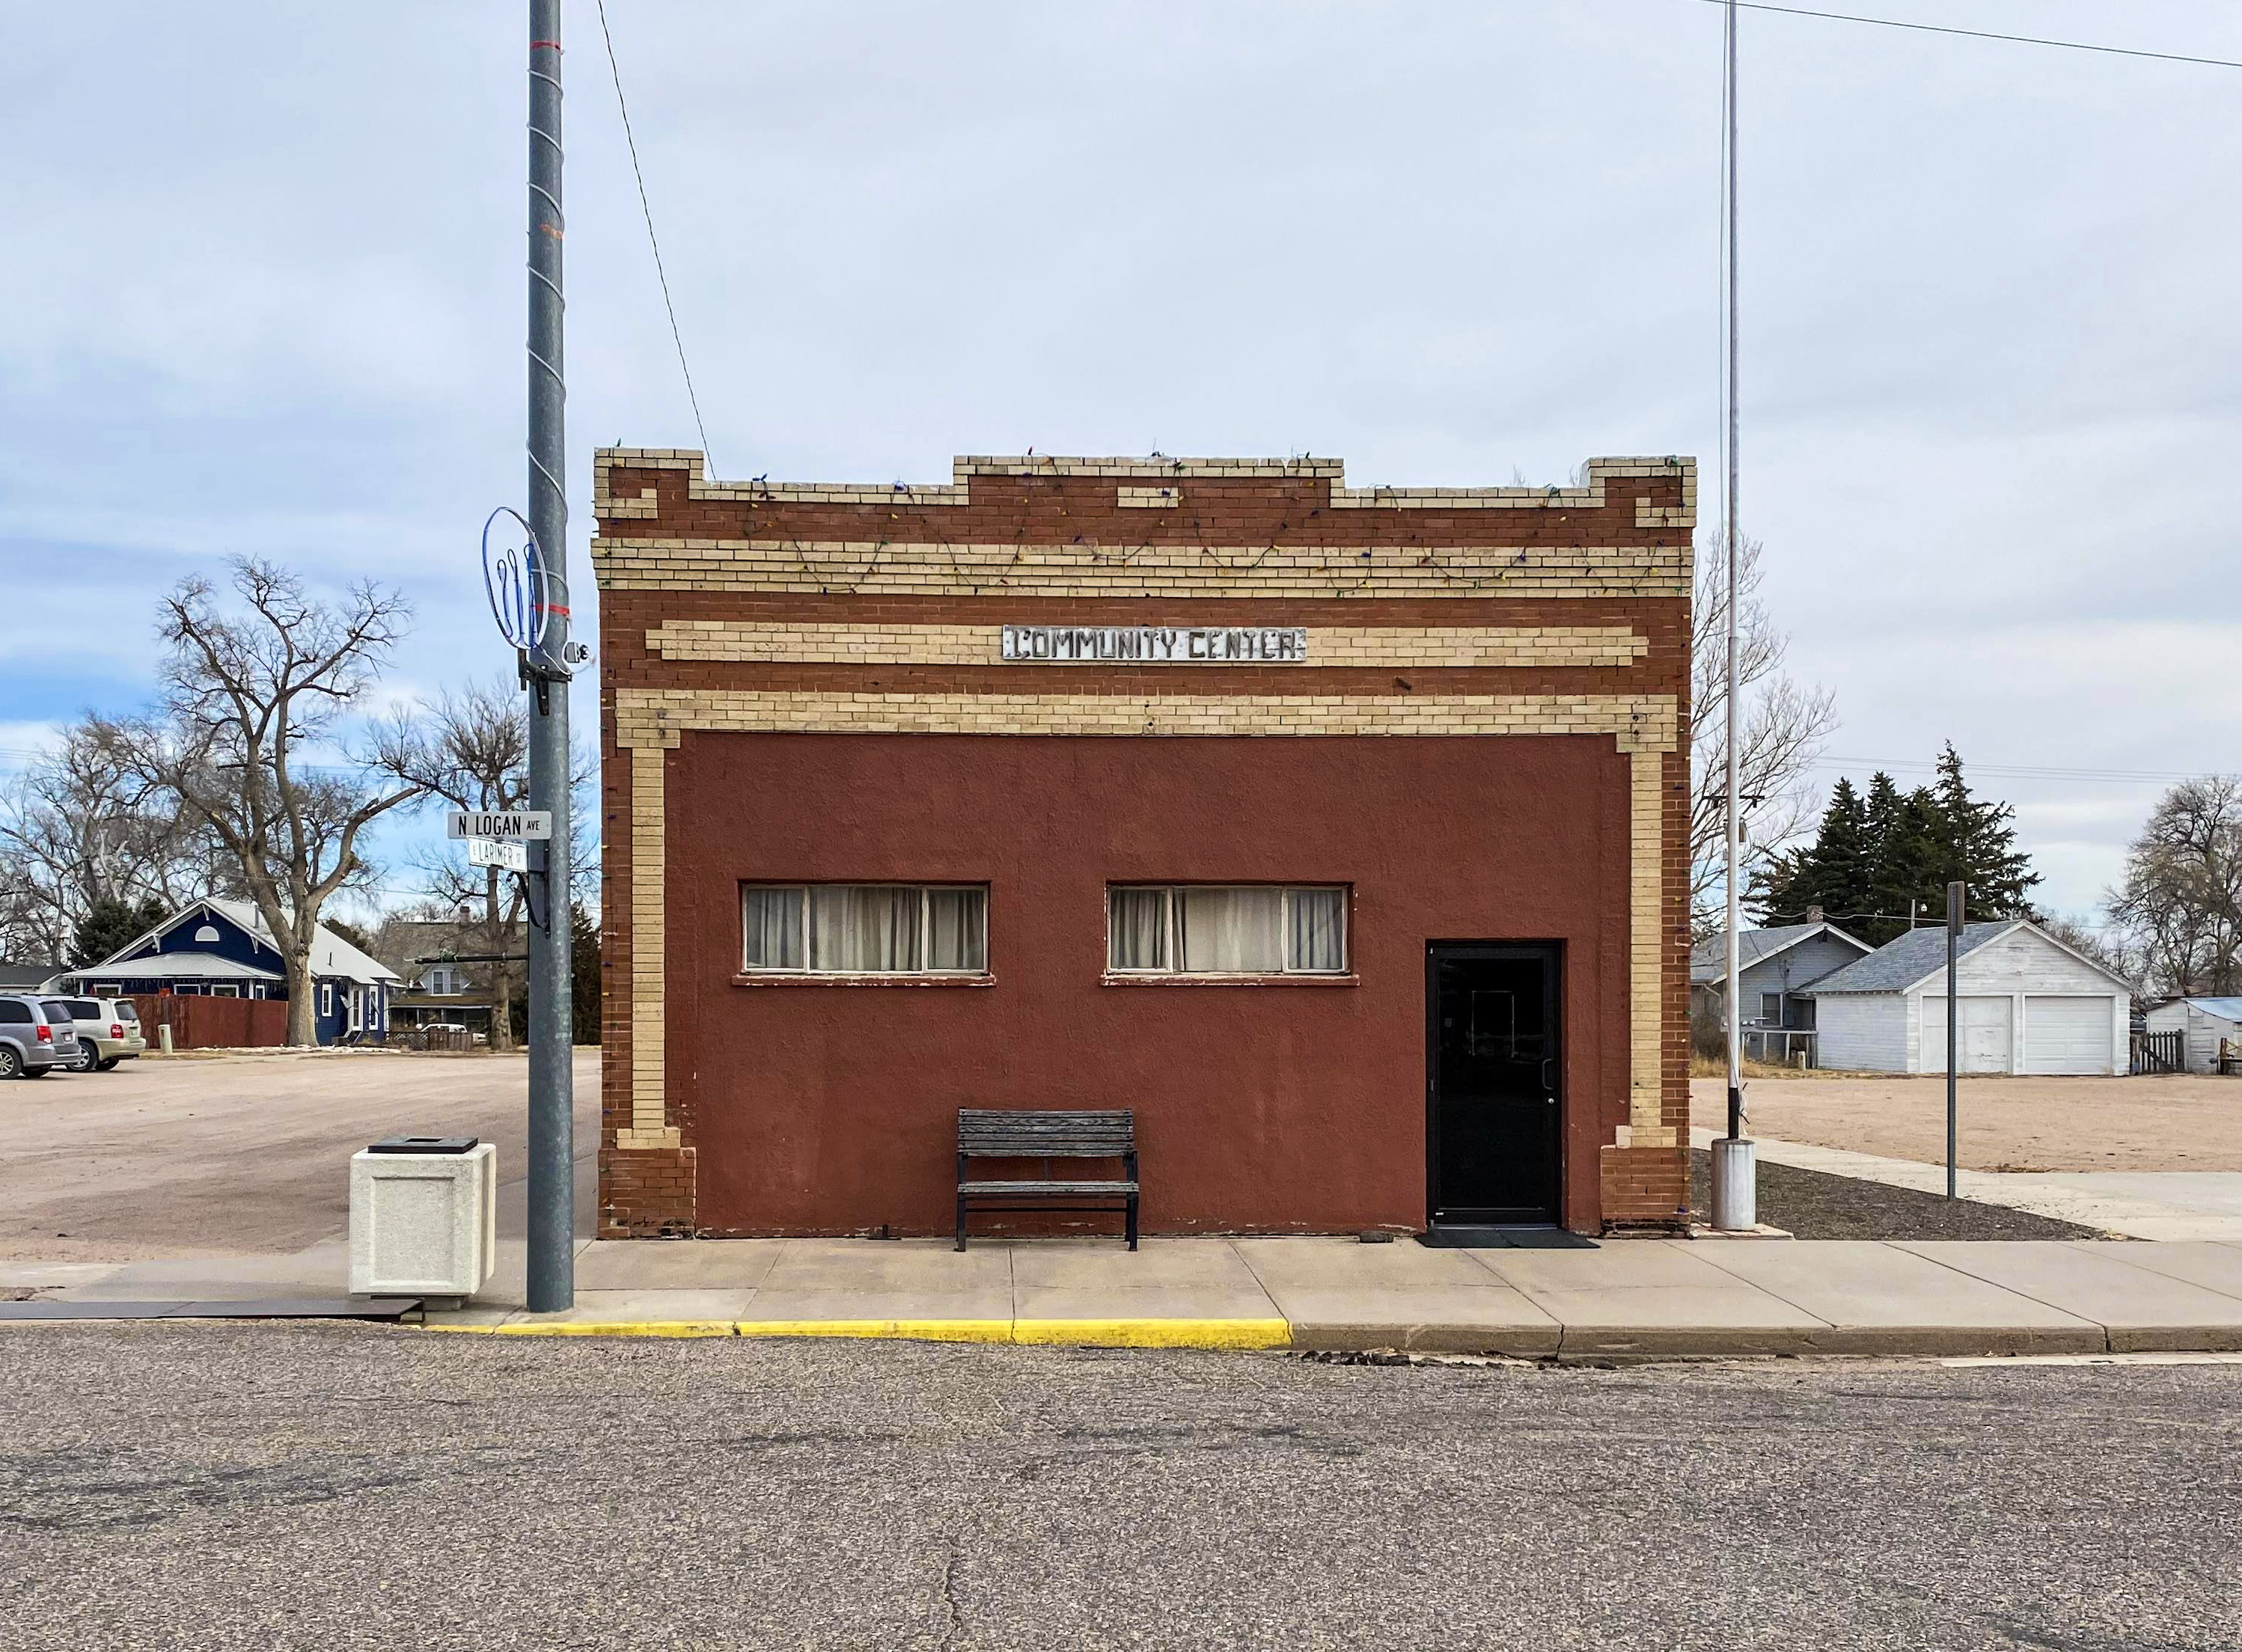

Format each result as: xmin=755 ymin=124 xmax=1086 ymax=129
xmin=1711 ymin=0 xmax=1757 ymax=1231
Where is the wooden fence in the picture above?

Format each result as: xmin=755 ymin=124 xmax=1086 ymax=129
xmin=2130 ymin=1028 xmax=2184 ymax=1075
xmin=126 ymin=994 xmax=288 ymax=1050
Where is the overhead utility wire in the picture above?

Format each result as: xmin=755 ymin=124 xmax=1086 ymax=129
xmin=1685 ymin=0 xmax=2242 ymax=72
xmin=595 ymin=0 xmax=715 ymax=467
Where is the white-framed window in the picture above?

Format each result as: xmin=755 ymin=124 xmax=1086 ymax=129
xmin=320 ymin=982 xmax=334 ymax=1016
xmin=210 ymin=984 xmax=240 ymax=999
xmin=1106 ymin=885 xmax=1348 ymax=976
xmin=741 ymin=884 xmax=989 ymax=975
xmin=423 ymin=965 xmax=460 ymax=996
xmin=1759 ymin=991 xmax=1783 ymax=1025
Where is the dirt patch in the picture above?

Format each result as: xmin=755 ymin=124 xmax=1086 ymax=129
xmin=0 ymin=1047 xmax=598 ymax=1261
xmin=1690 ymin=1074 xmax=2242 ymax=1172
xmin=1687 ymin=1151 xmax=2109 ymax=1240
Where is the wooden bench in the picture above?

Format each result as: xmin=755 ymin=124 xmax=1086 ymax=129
xmin=956 ymin=1109 xmax=1138 ymax=1252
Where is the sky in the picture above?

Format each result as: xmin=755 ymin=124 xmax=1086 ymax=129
xmin=3 ymin=0 xmax=2238 ymax=929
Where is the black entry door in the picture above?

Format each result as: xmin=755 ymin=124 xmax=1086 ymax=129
xmin=1427 ymin=943 xmax=1562 ymax=1226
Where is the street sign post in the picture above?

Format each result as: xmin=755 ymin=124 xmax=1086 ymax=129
xmin=1946 ymin=881 xmax=1966 ymax=1199
xmin=446 ymin=810 xmax=553 ymax=841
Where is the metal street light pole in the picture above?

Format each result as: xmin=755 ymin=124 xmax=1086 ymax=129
xmin=1710 ymin=0 xmax=1756 ymax=1231
xmin=525 ymin=0 xmax=575 ymax=1312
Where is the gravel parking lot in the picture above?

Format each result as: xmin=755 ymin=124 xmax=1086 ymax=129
xmin=0 ymin=1048 xmax=599 ymax=1262
xmin=1690 ymin=1073 xmax=2242 ymax=1172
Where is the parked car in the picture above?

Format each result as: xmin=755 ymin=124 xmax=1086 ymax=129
xmin=42 ymin=996 xmax=146 ymax=1072
xmin=0 ymin=993 xmax=80 ymax=1079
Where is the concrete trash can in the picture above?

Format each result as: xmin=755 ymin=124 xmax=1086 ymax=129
xmin=349 ymin=1136 xmax=497 ymax=1300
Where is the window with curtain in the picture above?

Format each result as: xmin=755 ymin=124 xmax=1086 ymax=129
xmin=1106 ymin=886 xmax=1348 ymax=975
xmin=741 ymin=884 xmax=988 ymax=974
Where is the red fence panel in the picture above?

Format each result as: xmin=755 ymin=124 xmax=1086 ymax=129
xmin=126 ymin=994 xmax=289 ymax=1050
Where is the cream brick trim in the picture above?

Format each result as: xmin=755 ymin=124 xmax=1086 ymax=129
xmin=1117 ymin=486 xmax=1181 ymax=509
xmin=613 ymin=688 xmax=1676 ymax=752
xmin=1628 ymin=748 xmax=1673 ymax=1144
xmin=592 ymin=449 xmax=1694 ymax=527
xmin=611 ymin=689 xmax=1676 ymax=1157
xmin=595 ymin=536 xmax=1689 ymax=599
xmin=647 ymin=621 xmax=1650 ymax=669
xmin=623 ymin=747 xmax=680 ymax=1151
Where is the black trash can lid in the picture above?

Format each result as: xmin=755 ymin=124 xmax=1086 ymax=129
xmin=367 ymin=1135 xmax=480 ymax=1154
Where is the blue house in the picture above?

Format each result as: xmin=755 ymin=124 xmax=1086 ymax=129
xmin=59 ymin=897 xmax=401 ymax=1044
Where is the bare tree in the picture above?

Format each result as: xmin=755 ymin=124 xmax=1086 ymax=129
xmin=0 ymin=716 xmax=228 ymax=961
xmin=121 ymin=558 xmax=424 ymax=1045
xmin=2107 ymin=775 xmax=2242 ymax=997
xmin=1690 ymin=534 xmax=1839 ymax=935
xmin=370 ymin=679 xmax=597 ymax=1050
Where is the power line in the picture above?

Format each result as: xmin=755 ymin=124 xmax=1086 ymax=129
xmin=1686 ymin=0 xmax=2242 ymax=72
xmin=1810 ymin=756 xmax=2199 ymax=785
xmin=595 ymin=0 xmax=715 ymax=466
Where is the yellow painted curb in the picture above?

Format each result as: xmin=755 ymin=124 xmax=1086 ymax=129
xmin=428 ymin=1319 xmax=742 ymax=1339
xmin=1013 ymin=1318 xmax=1292 ymax=1350
xmin=421 ymin=1316 xmax=1295 ymax=1349
xmin=733 ymin=1319 xmax=1017 ymax=1343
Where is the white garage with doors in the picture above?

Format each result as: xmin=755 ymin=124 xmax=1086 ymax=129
xmin=1804 ymin=920 xmax=2131 ymax=1076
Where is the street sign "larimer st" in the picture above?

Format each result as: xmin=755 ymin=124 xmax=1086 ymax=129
xmin=446 ymin=810 xmax=553 ymax=841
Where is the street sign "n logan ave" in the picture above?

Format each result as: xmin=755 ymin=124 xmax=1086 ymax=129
xmin=446 ymin=810 xmax=553 ymax=841
xmin=1001 ymin=625 xmax=1307 ymax=663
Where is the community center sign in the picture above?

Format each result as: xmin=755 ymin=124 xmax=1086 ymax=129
xmin=1000 ymin=625 xmax=1308 ymax=663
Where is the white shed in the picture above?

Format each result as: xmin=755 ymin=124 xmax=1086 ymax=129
xmin=2142 ymin=997 xmax=2242 ymax=1074
xmin=1803 ymin=920 xmax=2132 ymax=1076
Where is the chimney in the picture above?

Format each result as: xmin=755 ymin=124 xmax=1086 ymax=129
xmin=1806 ymin=905 xmax=1825 ymax=925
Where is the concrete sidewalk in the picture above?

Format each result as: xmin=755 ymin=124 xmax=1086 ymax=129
xmin=1699 ymin=1126 xmax=2242 ymax=1240
xmin=17 ymin=1232 xmax=2242 ymax=1358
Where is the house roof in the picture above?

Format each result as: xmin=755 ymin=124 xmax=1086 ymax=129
xmin=85 ymin=897 xmax=401 ymax=985
xmin=0 ymin=962 xmax=62 ymax=991
xmin=67 ymin=952 xmax=282 ymax=983
xmin=1804 ymin=920 xmax=2133 ymax=996
xmin=1689 ymin=923 xmax=1872 ymax=986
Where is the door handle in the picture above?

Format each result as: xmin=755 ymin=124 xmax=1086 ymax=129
xmin=1540 ymin=1056 xmax=1556 ymax=1095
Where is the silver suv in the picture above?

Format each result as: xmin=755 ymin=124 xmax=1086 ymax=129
xmin=43 ymin=996 xmax=146 ymax=1072
xmin=0 ymin=994 xmax=80 ymax=1079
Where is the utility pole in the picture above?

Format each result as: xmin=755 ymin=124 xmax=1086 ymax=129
xmin=1710 ymin=0 xmax=1756 ymax=1232
xmin=525 ymin=0 xmax=575 ymax=1312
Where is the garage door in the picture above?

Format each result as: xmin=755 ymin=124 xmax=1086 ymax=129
xmin=2023 ymin=996 xmax=2114 ymax=1075
xmin=1924 ymin=997 xmax=2012 ymax=1073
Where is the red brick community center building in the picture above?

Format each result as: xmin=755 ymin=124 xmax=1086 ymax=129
xmin=592 ymin=449 xmax=1695 ymax=1242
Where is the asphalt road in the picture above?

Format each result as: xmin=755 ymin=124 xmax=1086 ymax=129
xmin=4 ymin=1327 xmax=2238 ymax=1651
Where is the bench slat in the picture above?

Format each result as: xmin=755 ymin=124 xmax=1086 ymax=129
xmin=959 ymin=1107 xmax=1135 ymax=1159
xmin=959 ymin=1179 xmax=1138 ymax=1196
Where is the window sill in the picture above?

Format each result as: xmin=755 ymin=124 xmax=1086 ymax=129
xmin=731 ymin=973 xmax=997 ymax=988
xmin=1101 ymin=972 xmax=1359 ymax=988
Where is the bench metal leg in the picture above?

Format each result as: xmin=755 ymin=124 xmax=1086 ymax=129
xmin=1125 ymin=1191 xmax=1139 ymax=1251
xmin=956 ymin=1192 xmax=968 ymax=1252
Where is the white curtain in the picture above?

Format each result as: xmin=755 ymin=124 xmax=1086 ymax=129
xmin=926 ymin=887 xmax=986 ymax=972
xmin=812 ymin=885 xmax=921 ymax=971
xmin=1287 ymin=887 xmax=1345 ymax=972
xmin=1179 ymin=886 xmax=1284 ymax=973
xmin=742 ymin=887 xmax=805 ymax=969
xmin=1108 ymin=887 xmax=1170 ymax=969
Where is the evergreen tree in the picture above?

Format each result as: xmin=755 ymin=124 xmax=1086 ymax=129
xmin=1929 ymin=743 xmax=2039 ymax=918
xmin=1753 ymin=777 xmax=1872 ymax=925
xmin=70 ymin=895 xmax=166 ymax=969
xmin=1751 ymin=750 xmax=2041 ymax=946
